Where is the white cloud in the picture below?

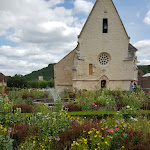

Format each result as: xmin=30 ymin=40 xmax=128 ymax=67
xmin=138 ymin=59 xmax=150 ymax=65
xmin=144 ymin=10 xmax=150 ymax=25
xmin=0 ymin=0 xmax=85 ymax=76
xmin=134 ymin=40 xmax=150 ymax=57
xmin=134 ymin=40 xmax=150 ymax=65
xmin=74 ymin=0 xmax=94 ymax=14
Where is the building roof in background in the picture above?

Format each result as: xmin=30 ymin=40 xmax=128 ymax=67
xmin=143 ymin=73 xmax=150 ymax=77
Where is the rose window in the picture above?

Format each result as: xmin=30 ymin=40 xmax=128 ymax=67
xmin=98 ymin=53 xmax=110 ymax=65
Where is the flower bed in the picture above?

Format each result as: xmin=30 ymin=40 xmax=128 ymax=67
xmin=0 ymin=89 xmax=150 ymax=150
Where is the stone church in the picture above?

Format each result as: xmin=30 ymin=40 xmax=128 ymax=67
xmin=54 ymin=0 xmax=138 ymax=91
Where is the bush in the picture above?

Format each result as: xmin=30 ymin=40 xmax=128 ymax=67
xmin=7 ymin=75 xmax=27 ymax=88
xmin=0 ymin=125 xmax=14 ymax=150
xmin=58 ymin=121 xmax=103 ymax=150
xmin=121 ymin=129 xmax=150 ymax=150
xmin=64 ymin=104 xmax=81 ymax=112
xmin=28 ymin=80 xmax=54 ymax=88
xmin=13 ymin=103 xmax=34 ymax=113
xmin=11 ymin=123 xmax=29 ymax=148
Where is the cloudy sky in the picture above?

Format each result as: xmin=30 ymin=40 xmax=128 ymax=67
xmin=0 ymin=0 xmax=150 ymax=76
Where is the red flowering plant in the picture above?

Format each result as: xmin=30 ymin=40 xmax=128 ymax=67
xmin=0 ymin=95 xmax=13 ymax=114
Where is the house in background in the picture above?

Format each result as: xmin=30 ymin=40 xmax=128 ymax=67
xmin=54 ymin=0 xmax=138 ymax=91
xmin=0 ymin=73 xmax=9 ymax=86
xmin=139 ymin=73 xmax=150 ymax=93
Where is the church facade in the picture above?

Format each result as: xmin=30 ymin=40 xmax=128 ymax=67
xmin=54 ymin=0 xmax=138 ymax=91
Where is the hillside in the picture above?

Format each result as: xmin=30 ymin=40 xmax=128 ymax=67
xmin=138 ymin=65 xmax=150 ymax=74
xmin=24 ymin=63 xmax=55 ymax=81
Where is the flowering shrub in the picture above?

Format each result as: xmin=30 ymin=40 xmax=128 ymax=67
xmin=0 ymin=94 xmax=13 ymax=113
xmin=11 ymin=123 xmax=29 ymax=148
xmin=64 ymin=104 xmax=81 ymax=112
xmin=117 ymin=105 xmax=139 ymax=120
xmin=13 ymin=103 xmax=34 ymax=113
xmin=0 ymin=124 xmax=14 ymax=150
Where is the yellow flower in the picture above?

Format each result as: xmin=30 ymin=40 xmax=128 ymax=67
xmin=97 ymin=143 xmax=100 ymax=146
xmin=96 ymin=131 xmax=100 ymax=134
xmin=94 ymin=135 xmax=97 ymax=138
xmin=76 ymin=142 xmax=79 ymax=146
xmin=33 ymin=141 xmax=36 ymax=144
xmin=101 ymin=128 xmax=104 ymax=130
xmin=84 ymin=139 xmax=87 ymax=142
xmin=88 ymin=131 xmax=92 ymax=134
xmin=122 ymin=146 xmax=125 ymax=149
xmin=3 ymin=128 xmax=7 ymax=132
xmin=105 ymin=141 xmax=108 ymax=145
xmin=21 ymin=146 xmax=24 ymax=148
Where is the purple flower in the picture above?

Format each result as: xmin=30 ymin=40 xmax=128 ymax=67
xmin=55 ymin=137 xmax=60 ymax=141
xmin=116 ymin=120 xmax=119 ymax=124
xmin=48 ymin=136 xmax=53 ymax=140
xmin=8 ymin=128 xmax=12 ymax=133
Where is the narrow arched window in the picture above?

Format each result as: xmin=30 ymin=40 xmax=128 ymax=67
xmin=103 ymin=18 xmax=108 ymax=33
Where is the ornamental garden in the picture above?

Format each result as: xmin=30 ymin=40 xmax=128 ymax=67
xmin=0 ymin=87 xmax=150 ymax=150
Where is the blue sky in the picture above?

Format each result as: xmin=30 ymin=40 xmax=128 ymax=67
xmin=0 ymin=0 xmax=150 ymax=76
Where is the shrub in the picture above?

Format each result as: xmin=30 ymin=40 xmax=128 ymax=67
xmin=121 ymin=129 xmax=150 ymax=150
xmin=0 ymin=125 xmax=14 ymax=150
xmin=57 ymin=120 xmax=105 ymax=150
xmin=64 ymin=104 xmax=81 ymax=112
xmin=28 ymin=80 xmax=54 ymax=88
xmin=11 ymin=123 xmax=29 ymax=148
xmin=13 ymin=103 xmax=34 ymax=113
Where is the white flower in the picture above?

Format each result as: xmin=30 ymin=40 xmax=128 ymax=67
xmin=126 ymin=105 xmax=130 ymax=109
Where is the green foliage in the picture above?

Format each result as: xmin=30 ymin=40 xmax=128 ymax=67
xmin=28 ymin=80 xmax=54 ymax=88
xmin=34 ymin=102 xmax=49 ymax=115
xmin=117 ymin=106 xmax=139 ymax=121
xmin=7 ymin=74 xmax=27 ymax=88
xmin=0 ymin=95 xmax=13 ymax=114
xmin=138 ymin=65 xmax=150 ymax=74
xmin=0 ymin=125 xmax=14 ymax=150
xmin=24 ymin=63 xmax=55 ymax=81
xmin=68 ymin=110 xmax=116 ymax=116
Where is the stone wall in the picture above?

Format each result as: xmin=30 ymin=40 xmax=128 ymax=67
xmin=54 ymin=50 xmax=76 ymax=91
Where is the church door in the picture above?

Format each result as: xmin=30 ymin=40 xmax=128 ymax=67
xmin=101 ymin=80 xmax=106 ymax=88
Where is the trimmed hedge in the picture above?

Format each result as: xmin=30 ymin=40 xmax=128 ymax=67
xmin=28 ymin=80 xmax=54 ymax=88
xmin=68 ymin=110 xmax=117 ymax=116
xmin=68 ymin=110 xmax=150 ymax=117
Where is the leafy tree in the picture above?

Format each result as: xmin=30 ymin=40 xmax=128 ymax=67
xmin=7 ymin=74 xmax=27 ymax=88
xmin=138 ymin=65 xmax=150 ymax=74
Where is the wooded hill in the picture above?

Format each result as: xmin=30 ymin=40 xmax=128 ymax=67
xmin=24 ymin=63 xmax=55 ymax=81
xmin=138 ymin=65 xmax=150 ymax=74
xmin=23 ymin=64 xmax=150 ymax=81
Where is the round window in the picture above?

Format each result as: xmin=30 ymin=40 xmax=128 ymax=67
xmin=98 ymin=53 xmax=110 ymax=65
